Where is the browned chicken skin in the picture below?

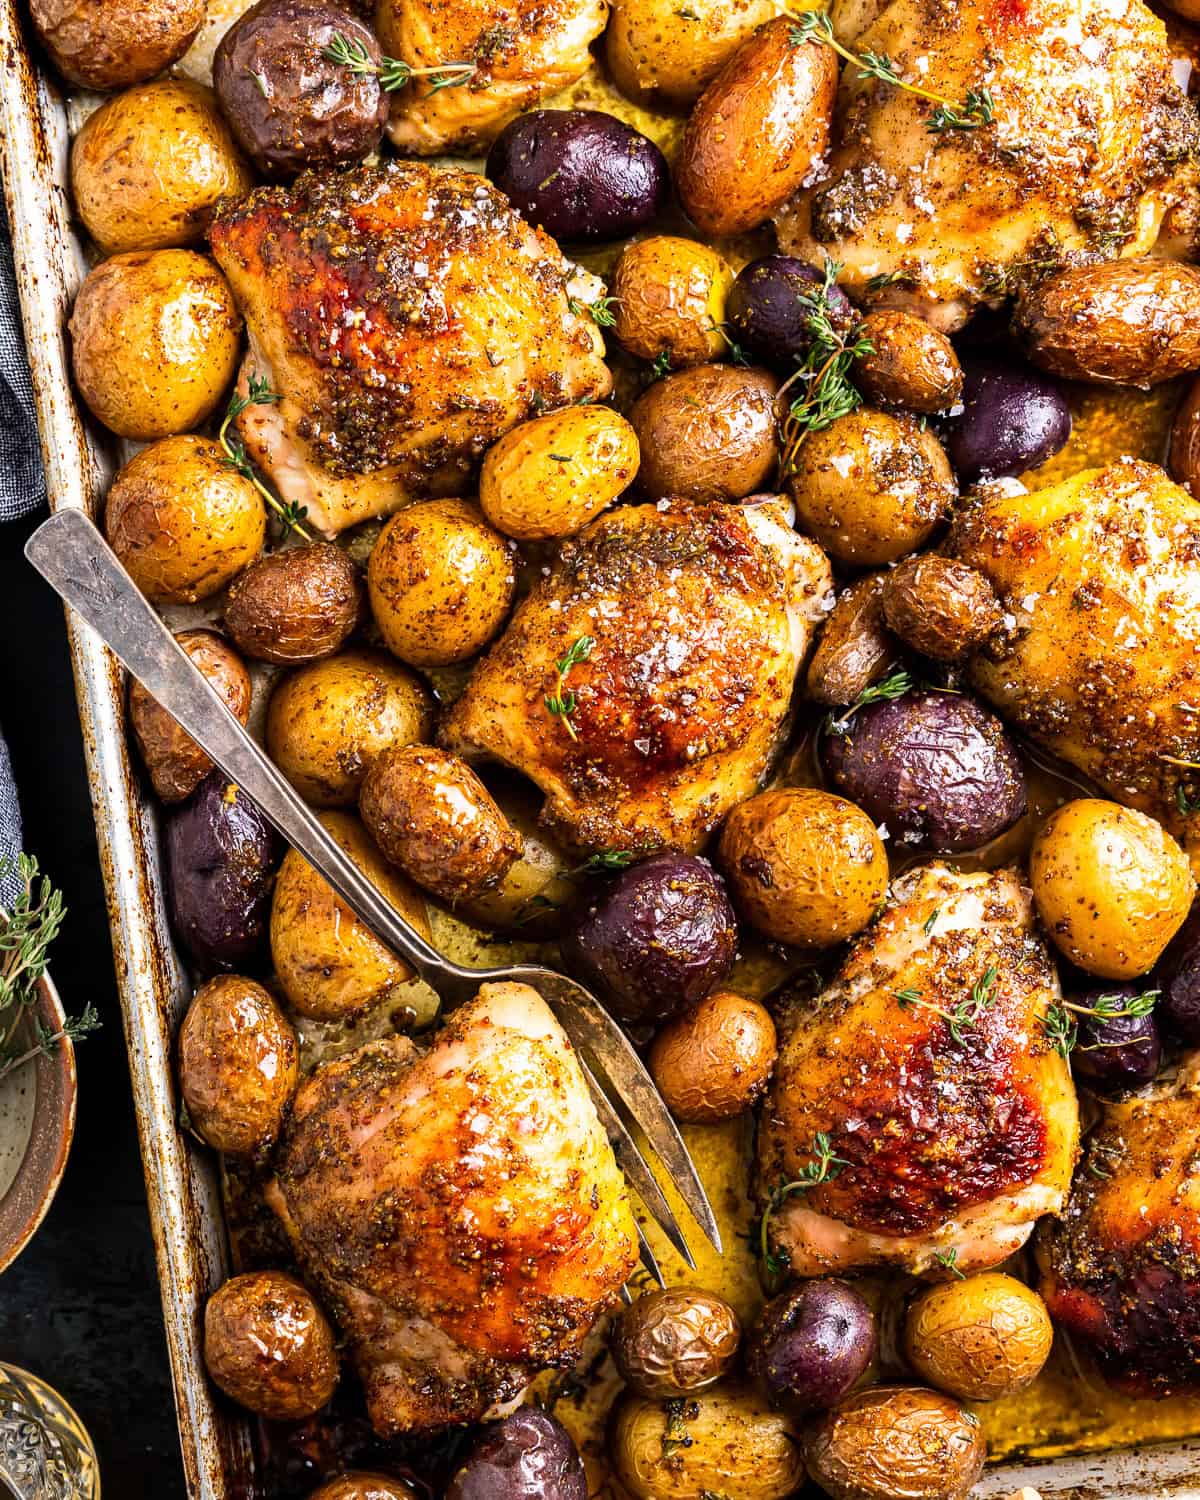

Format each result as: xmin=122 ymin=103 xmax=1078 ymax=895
xmin=1037 ymin=1056 xmax=1200 ymax=1396
xmin=758 ymin=864 xmax=1079 ymax=1277
xmin=267 ymin=982 xmax=638 ymax=1435
xmin=442 ymin=497 xmax=833 ymax=854
xmin=208 ymin=161 xmax=611 ymax=536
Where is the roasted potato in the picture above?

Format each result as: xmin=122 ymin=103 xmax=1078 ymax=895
xmin=676 ymin=18 xmax=838 ymax=238
xmin=178 ymin=974 xmax=299 ymax=1156
xmin=881 ymin=555 xmax=1003 ymax=662
xmin=204 ymin=1270 xmax=338 ymax=1420
xmin=130 ymin=630 xmax=252 ymax=802
xmin=270 ymin=810 xmax=431 ymax=1019
xmin=788 ymin=409 xmax=956 ymax=566
xmin=648 ymin=989 xmax=777 ymax=1123
xmin=802 ymin=1385 xmax=986 ymax=1500
xmin=455 ymin=780 xmax=578 ymax=936
xmin=359 ymin=746 xmax=523 ymax=906
xmin=630 ymin=364 xmax=779 ymax=502
xmin=612 ymin=237 xmax=735 ymax=369
xmin=612 ymin=1288 xmax=742 ymax=1399
xmin=1014 ymin=258 xmax=1200 ymax=388
xmin=718 ymin=788 xmax=888 ymax=948
xmin=904 ymin=1274 xmax=1053 ymax=1402
xmin=367 ymin=500 xmax=516 ymax=667
xmin=1169 ymin=371 xmax=1200 ymax=499
xmin=225 ymin=543 xmax=363 ymax=664
xmin=71 ymin=80 xmax=254 ymax=256
xmin=71 ymin=250 xmax=242 ymax=441
xmin=265 ymin=648 xmax=434 ymax=807
xmin=105 ymin=437 xmax=266 ymax=604
xmin=479 ymin=407 xmax=640 ymax=541
xmin=806 ymin=574 xmax=896 ymax=707
xmin=1030 ymin=798 xmax=1195 ymax=979
xmin=854 ymin=311 xmax=964 ymax=414
xmin=612 ymin=1385 xmax=804 ymax=1500
xmin=307 ymin=1478 xmax=419 ymax=1500
xmin=30 ymin=0 xmax=206 ymax=89
xmin=606 ymin=0 xmax=782 ymax=108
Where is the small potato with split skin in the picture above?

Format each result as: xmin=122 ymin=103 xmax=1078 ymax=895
xmin=612 ymin=1287 xmax=742 ymax=1399
xmin=360 ymin=745 xmax=524 ymax=906
xmin=204 ymin=1270 xmax=338 ymax=1420
xmin=630 ymin=364 xmax=779 ymax=502
xmin=606 ymin=0 xmax=783 ymax=108
xmin=904 ymin=1273 xmax=1054 ymax=1402
xmin=30 ymin=0 xmax=206 ymax=89
xmin=225 ymin=543 xmax=364 ymax=665
xmin=806 ymin=574 xmax=897 ymax=707
xmin=479 ymin=406 xmax=640 ymax=541
xmin=612 ymin=236 xmax=736 ymax=369
xmin=854 ymin=310 xmax=964 ymax=413
xmin=882 ymin=554 xmax=1003 ymax=662
xmin=130 ymin=630 xmax=252 ymax=803
xmin=649 ymin=989 xmax=777 ymax=1123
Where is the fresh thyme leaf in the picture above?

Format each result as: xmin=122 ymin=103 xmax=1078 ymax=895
xmin=823 ymin=668 xmax=912 ymax=736
xmin=923 ymin=907 xmax=940 ymax=936
xmin=649 ymin=350 xmax=673 ymax=382
xmin=928 ymin=86 xmax=995 ymax=132
xmin=1041 ymin=1003 xmax=1078 ymax=1059
xmin=758 ymin=1133 xmax=849 ymax=1279
xmin=934 ymin=1247 xmax=966 ymax=1279
xmin=661 ymin=1399 xmax=698 ymax=1460
xmin=1178 ymin=786 xmax=1200 ymax=817
xmin=1042 ymin=989 xmax=1159 ymax=1056
xmin=866 ymin=269 xmax=918 ymax=292
xmin=545 ymin=635 xmax=595 ymax=740
xmin=580 ymin=850 xmax=638 ymax=873
xmin=218 ymin=374 xmax=311 ymax=541
xmin=705 ymin=320 xmax=750 ymax=366
xmin=568 ymin=294 xmax=620 ymax=328
xmin=894 ymin=987 xmax=922 ymax=1007
xmin=321 ymin=31 xmax=477 ymax=95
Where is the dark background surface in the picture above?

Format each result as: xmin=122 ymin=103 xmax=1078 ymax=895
xmin=0 ymin=507 xmax=187 ymax=1496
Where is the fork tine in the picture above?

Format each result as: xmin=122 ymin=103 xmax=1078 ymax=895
xmin=581 ymin=1059 xmax=698 ymax=1271
xmin=636 ymin=1222 xmax=665 ymax=1289
xmin=620 ymin=1283 xmax=633 ymax=1306
xmin=546 ymin=980 xmax=722 ymax=1254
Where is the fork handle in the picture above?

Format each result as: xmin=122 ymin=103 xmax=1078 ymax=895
xmin=25 ymin=509 xmax=450 ymax=983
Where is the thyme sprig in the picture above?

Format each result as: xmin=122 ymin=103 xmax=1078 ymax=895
xmin=568 ymin=295 xmax=620 ymax=328
xmin=789 ymin=10 xmax=995 ymax=133
xmin=321 ymin=31 xmax=477 ymax=95
xmin=545 ymin=635 xmax=594 ymax=741
xmin=759 ymin=1132 xmax=848 ymax=1278
xmin=0 ymin=856 xmax=99 ymax=1084
xmin=1040 ymin=990 xmax=1159 ymax=1059
xmin=933 ymin=1247 xmax=966 ymax=1279
xmin=823 ymin=668 xmax=912 ymax=737
xmin=894 ymin=964 xmax=1001 ymax=1047
xmin=219 ymin=373 xmax=312 ymax=541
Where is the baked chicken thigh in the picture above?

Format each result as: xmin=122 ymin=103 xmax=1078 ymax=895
xmin=777 ymin=0 xmax=1199 ymax=330
xmin=442 ymin=497 xmax=833 ymax=854
xmin=1037 ymin=1055 xmax=1200 ymax=1395
xmin=266 ymin=982 xmax=638 ymax=1435
xmin=948 ymin=459 xmax=1200 ymax=836
xmin=377 ymin=0 xmax=608 ymax=155
xmin=208 ymin=161 xmax=611 ymax=536
xmin=758 ymin=864 xmax=1078 ymax=1278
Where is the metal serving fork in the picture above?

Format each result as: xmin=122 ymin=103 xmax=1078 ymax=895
xmin=26 ymin=508 xmax=721 ymax=1274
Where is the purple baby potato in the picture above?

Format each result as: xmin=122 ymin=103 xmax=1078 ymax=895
xmin=1071 ymin=985 xmax=1162 ymax=1093
xmin=486 ymin=109 xmax=669 ymax=243
xmin=943 ymin=357 xmax=1072 ymax=483
xmin=1154 ymin=898 xmax=1200 ymax=1043
xmin=165 ymin=771 xmax=279 ymax=974
xmin=560 ymin=852 xmax=737 ymax=1025
xmin=727 ymin=256 xmax=857 ymax=368
xmin=821 ymin=690 xmax=1027 ymax=853
xmin=446 ymin=1409 xmax=587 ymax=1500
xmin=748 ymin=1280 xmax=877 ymax=1414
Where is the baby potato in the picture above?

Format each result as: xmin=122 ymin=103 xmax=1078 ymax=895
xmin=270 ymin=810 xmax=431 ymax=1019
xmin=607 ymin=0 xmax=783 ymax=108
xmin=612 ymin=1287 xmax=742 ymax=1399
xmin=612 ymin=237 xmax=736 ymax=369
xmin=881 ymin=554 xmax=1003 ymax=662
xmin=718 ymin=788 xmax=888 ymax=948
xmin=613 ymin=1385 xmax=804 ymax=1500
xmin=479 ymin=407 xmax=640 ymax=541
xmin=367 ymin=499 xmax=516 ymax=667
xmin=30 ymin=0 xmax=206 ymax=90
xmin=789 ymin=408 xmax=956 ymax=566
xmin=130 ymin=630 xmax=252 ymax=802
xmin=359 ymin=746 xmax=523 ymax=907
xmin=204 ymin=1270 xmax=338 ymax=1420
xmin=455 ymin=781 xmax=578 ymax=936
xmin=648 ymin=989 xmax=777 ymax=1123
xmin=806 ymin=574 xmax=897 ymax=708
xmin=307 ymin=1478 xmax=418 ymax=1500
xmin=904 ymin=1274 xmax=1053 ymax=1402
xmin=71 ymin=80 xmax=254 ymax=256
xmin=225 ymin=542 xmax=364 ymax=664
xmin=105 ymin=436 xmax=266 ymax=604
xmin=631 ymin=363 xmax=779 ymax=502
xmin=803 ymin=1385 xmax=985 ymax=1500
xmin=70 ymin=250 xmax=243 ymax=441
xmin=178 ymin=974 xmax=299 ymax=1156
xmin=854 ymin=310 xmax=964 ymax=414
xmin=1030 ymin=799 xmax=1195 ymax=979
xmin=676 ymin=18 xmax=838 ymax=238
xmin=265 ymin=648 xmax=434 ymax=807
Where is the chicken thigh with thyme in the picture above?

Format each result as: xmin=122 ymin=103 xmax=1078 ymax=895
xmin=266 ymin=982 xmax=639 ymax=1435
xmin=1037 ymin=1054 xmax=1200 ymax=1395
xmin=442 ymin=496 xmax=833 ymax=854
xmin=208 ymin=160 xmax=611 ymax=536
xmin=777 ymin=0 xmax=1199 ymax=329
xmin=758 ymin=864 xmax=1079 ymax=1278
